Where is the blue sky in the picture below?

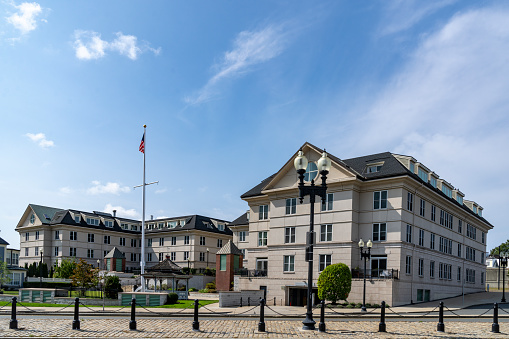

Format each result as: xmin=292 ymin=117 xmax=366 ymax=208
xmin=1 ymin=1 xmax=508 ymax=253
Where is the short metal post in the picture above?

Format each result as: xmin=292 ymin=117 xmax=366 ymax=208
xmin=492 ymin=303 xmax=500 ymax=333
xmin=248 ymin=297 xmax=250 ymax=306
xmin=437 ymin=301 xmax=444 ymax=332
xmin=318 ymin=300 xmax=326 ymax=332
xmin=9 ymin=297 xmax=17 ymax=330
xmin=379 ymin=301 xmax=386 ymax=332
xmin=240 ymin=297 xmax=242 ymax=307
xmin=72 ymin=297 xmax=80 ymax=330
xmin=258 ymin=298 xmax=265 ymax=332
xmin=129 ymin=298 xmax=136 ymax=330
xmin=192 ymin=299 xmax=200 ymax=331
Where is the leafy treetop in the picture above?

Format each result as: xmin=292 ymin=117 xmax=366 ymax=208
xmin=317 ymin=263 xmax=352 ymax=304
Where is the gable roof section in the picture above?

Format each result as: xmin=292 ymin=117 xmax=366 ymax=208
xmin=30 ymin=204 xmax=64 ymax=224
xmin=104 ymin=247 xmax=125 ymax=259
xmin=146 ymin=215 xmax=233 ymax=235
xmin=217 ymin=240 xmax=243 ymax=255
xmin=0 ymin=237 xmax=9 ymax=246
xmin=229 ymin=212 xmax=248 ymax=226
xmin=146 ymin=257 xmax=182 ymax=273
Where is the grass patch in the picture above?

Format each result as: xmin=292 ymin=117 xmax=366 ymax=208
xmin=155 ymin=300 xmax=218 ymax=308
xmin=2 ymin=291 xmax=19 ymax=295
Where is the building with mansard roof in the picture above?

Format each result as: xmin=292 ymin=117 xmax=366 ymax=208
xmin=228 ymin=142 xmax=492 ymax=306
xmin=16 ymin=204 xmax=232 ymax=273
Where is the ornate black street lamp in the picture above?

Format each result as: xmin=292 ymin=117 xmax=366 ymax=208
xmin=206 ymin=248 xmax=210 ymax=268
xmin=294 ymin=150 xmax=332 ymax=331
xmin=358 ymin=239 xmax=372 ymax=312
xmin=39 ymin=250 xmax=43 ymax=288
xmin=501 ymin=252 xmax=508 ymax=303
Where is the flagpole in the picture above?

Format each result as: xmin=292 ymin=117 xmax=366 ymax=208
xmin=141 ymin=125 xmax=146 ymax=292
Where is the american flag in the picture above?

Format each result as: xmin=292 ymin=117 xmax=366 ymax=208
xmin=139 ymin=134 xmax=145 ymax=153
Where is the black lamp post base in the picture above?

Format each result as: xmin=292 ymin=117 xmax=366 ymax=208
xmin=302 ymin=317 xmax=316 ymax=331
xmin=361 ymin=306 xmax=367 ymax=312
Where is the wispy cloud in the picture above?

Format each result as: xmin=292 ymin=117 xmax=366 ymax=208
xmin=87 ymin=181 xmax=130 ymax=195
xmin=6 ymin=2 xmax=43 ymax=35
xmin=155 ymin=188 xmax=167 ymax=194
xmin=103 ymin=203 xmax=140 ymax=219
xmin=73 ymin=30 xmax=161 ymax=61
xmin=378 ymin=0 xmax=456 ymax=36
xmin=59 ymin=187 xmax=72 ymax=195
xmin=185 ymin=24 xmax=289 ymax=105
xmin=25 ymin=132 xmax=54 ymax=148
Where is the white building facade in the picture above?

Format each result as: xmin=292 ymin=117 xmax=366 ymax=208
xmin=230 ymin=143 xmax=492 ymax=306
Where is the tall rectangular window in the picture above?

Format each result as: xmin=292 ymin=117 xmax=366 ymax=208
xmin=259 ymin=205 xmax=269 ymax=220
xmin=420 ymin=199 xmax=425 ymax=217
xmin=171 ymin=237 xmax=176 ymax=246
xmin=418 ymin=229 xmax=424 ymax=246
xmin=199 ymin=252 xmax=205 ymax=261
xmin=69 ymin=247 xmax=76 ymax=257
xmin=373 ymin=191 xmax=388 ymax=210
xmin=25 ymin=248 xmax=29 ymax=256
xmin=217 ymin=239 xmax=223 ymax=248
xmin=431 ymin=205 xmax=436 ymax=221
xmin=87 ymin=249 xmax=94 ymax=258
xmin=430 ymin=233 xmax=435 ymax=249
xmin=285 ymin=227 xmax=296 ymax=243
xmin=373 ymin=223 xmax=387 ymax=242
xmin=482 ymin=232 xmax=485 ymax=244
xmin=458 ymin=220 xmax=463 ymax=233
xmin=184 ymin=251 xmax=189 ymax=261
xmin=104 ymin=220 xmax=113 ymax=228
xmin=70 ymin=231 xmax=77 ymax=241
xmin=457 ymin=267 xmax=461 ymax=281
xmin=88 ymin=233 xmax=94 ymax=242
xmin=159 ymin=238 xmax=164 ymax=246
xmin=184 ymin=236 xmax=190 ymax=245
xmin=25 ymin=232 xmax=29 ymax=241
xmin=200 ymin=236 xmax=206 ymax=245
xmin=418 ymin=259 xmax=424 ymax=276
xmin=35 ymin=231 xmax=40 ymax=240
xmin=170 ymin=252 xmax=176 ymax=261
xmin=283 ymin=255 xmax=295 ymax=272
xmin=147 ymin=253 xmax=152 ymax=262
xmin=286 ymin=198 xmax=297 ymax=215
xmin=407 ymin=192 xmax=414 ymax=211
xmin=55 ymin=230 xmax=60 ymax=240
xmin=406 ymin=224 xmax=412 ymax=243
xmin=458 ymin=244 xmax=462 ymax=257
xmin=321 ymin=193 xmax=333 ymax=211
xmin=54 ymin=246 xmax=59 ymax=257
xmin=405 ymin=256 xmax=412 ymax=274
xmin=320 ymin=224 xmax=333 ymax=242
xmin=238 ymin=232 xmax=246 ymax=242
xmin=147 ymin=238 xmax=152 ymax=247
xmin=104 ymin=235 xmax=110 ymax=244
xmin=258 ymin=232 xmax=267 ymax=246
xmin=319 ymin=254 xmax=332 ymax=271
xmin=159 ymin=253 xmax=164 ymax=261
xmin=220 ymin=254 xmax=227 ymax=271
xmin=430 ymin=261 xmax=435 ymax=278
xmin=131 ymin=239 xmax=136 ymax=247
xmin=120 ymin=237 xmax=126 ymax=246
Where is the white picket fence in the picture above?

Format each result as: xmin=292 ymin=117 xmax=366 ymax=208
xmin=26 ymin=277 xmax=72 ymax=283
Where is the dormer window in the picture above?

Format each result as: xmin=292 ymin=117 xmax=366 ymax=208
xmin=168 ymin=221 xmax=177 ymax=228
xmin=418 ymin=168 xmax=428 ymax=183
xmin=30 ymin=214 xmax=35 ymax=224
xmin=473 ymin=206 xmax=478 ymax=214
xmin=104 ymin=220 xmax=113 ymax=228
xmin=304 ymin=162 xmax=318 ymax=182
xmin=158 ymin=222 xmax=165 ymax=229
xmin=75 ymin=215 xmax=80 ymax=223
xmin=218 ymin=224 xmax=225 ymax=231
xmin=430 ymin=177 xmax=437 ymax=188
xmin=441 ymin=185 xmax=452 ymax=198
xmin=366 ymin=163 xmax=383 ymax=173
xmin=457 ymin=195 xmax=463 ymax=204
xmin=86 ymin=218 xmax=100 ymax=226
xmin=409 ymin=162 xmax=415 ymax=173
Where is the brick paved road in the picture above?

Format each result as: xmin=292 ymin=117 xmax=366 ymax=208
xmin=1 ymin=319 xmax=508 ymax=338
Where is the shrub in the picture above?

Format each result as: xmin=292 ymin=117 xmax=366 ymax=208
xmin=317 ymin=263 xmax=352 ymax=304
xmin=189 ymin=288 xmax=197 ymax=292
xmin=167 ymin=292 xmax=178 ymax=304
xmin=199 ymin=288 xmax=209 ymax=293
xmin=104 ymin=276 xmax=123 ymax=299
xmin=346 ymin=304 xmax=354 ymax=308
xmin=203 ymin=268 xmax=215 ymax=276
xmin=177 ymin=285 xmax=186 ymax=291
xmin=205 ymin=281 xmax=216 ymax=290
xmin=355 ymin=303 xmax=363 ymax=308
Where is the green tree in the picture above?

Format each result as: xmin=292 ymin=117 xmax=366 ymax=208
xmin=490 ymin=241 xmax=509 ymax=256
xmin=317 ymin=263 xmax=352 ymax=304
xmin=70 ymin=259 xmax=99 ymax=295
xmin=104 ymin=275 xmax=123 ymax=299
xmin=54 ymin=258 xmax=77 ymax=279
xmin=0 ymin=262 xmax=11 ymax=290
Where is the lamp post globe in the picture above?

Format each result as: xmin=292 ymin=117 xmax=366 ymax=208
xmin=294 ymin=148 xmax=331 ymax=331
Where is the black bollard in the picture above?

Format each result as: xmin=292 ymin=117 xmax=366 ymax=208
xmin=318 ymin=300 xmax=326 ymax=332
xmin=492 ymin=303 xmax=500 ymax=333
xmin=72 ymin=297 xmax=80 ymax=330
xmin=192 ymin=299 xmax=200 ymax=331
xmin=129 ymin=298 xmax=137 ymax=330
xmin=248 ymin=297 xmax=250 ymax=306
xmin=9 ymin=297 xmax=17 ymax=330
xmin=379 ymin=301 xmax=386 ymax=332
xmin=258 ymin=298 xmax=266 ymax=332
xmin=274 ymin=297 xmax=276 ymax=306
xmin=437 ymin=301 xmax=444 ymax=332
xmin=240 ymin=297 xmax=243 ymax=307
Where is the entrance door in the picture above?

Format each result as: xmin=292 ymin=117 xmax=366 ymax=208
xmin=255 ymin=258 xmax=268 ymax=276
xmin=371 ymin=256 xmax=387 ymax=278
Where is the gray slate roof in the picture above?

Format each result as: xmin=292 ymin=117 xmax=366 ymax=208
xmin=104 ymin=247 xmax=125 ymax=259
xmin=0 ymin=237 xmax=9 ymax=246
xmin=229 ymin=212 xmax=248 ymax=226
xmin=30 ymin=204 xmax=64 ymax=225
xmin=146 ymin=258 xmax=182 ymax=273
xmin=217 ymin=240 xmax=243 ymax=255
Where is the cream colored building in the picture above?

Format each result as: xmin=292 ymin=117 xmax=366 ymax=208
xmin=16 ymin=204 xmax=232 ymax=273
xmin=229 ymin=142 xmax=492 ymax=306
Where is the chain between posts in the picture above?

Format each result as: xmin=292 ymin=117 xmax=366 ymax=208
xmin=134 ymin=302 xmax=195 ymax=316
xmin=0 ymin=300 xmax=12 ymax=310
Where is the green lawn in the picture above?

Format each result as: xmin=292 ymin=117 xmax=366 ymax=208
xmin=0 ymin=299 xmax=218 ymax=309
xmin=155 ymin=299 xmax=218 ymax=308
xmin=1 ymin=291 xmax=19 ymax=295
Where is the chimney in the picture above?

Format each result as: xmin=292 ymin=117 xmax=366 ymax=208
xmin=150 ymin=215 xmax=154 ymax=220
xmin=113 ymin=210 xmax=117 ymax=217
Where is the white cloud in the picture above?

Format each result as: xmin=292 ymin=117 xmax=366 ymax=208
xmin=73 ymin=30 xmax=160 ymax=61
xmin=185 ymin=24 xmax=288 ymax=104
xmin=25 ymin=132 xmax=54 ymax=148
xmin=59 ymin=187 xmax=72 ymax=194
xmin=6 ymin=2 xmax=42 ymax=35
xmin=155 ymin=188 xmax=167 ymax=194
xmin=103 ymin=204 xmax=140 ymax=219
xmin=87 ymin=181 xmax=130 ymax=195
xmin=379 ymin=0 xmax=456 ymax=36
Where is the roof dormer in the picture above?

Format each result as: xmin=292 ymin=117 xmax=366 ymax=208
xmin=428 ymin=172 xmax=439 ymax=188
xmin=415 ymin=163 xmax=430 ymax=183
xmin=437 ymin=179 xmax=453 ymax=198
xmin=453 ymin=189 xmax=465 ymax=205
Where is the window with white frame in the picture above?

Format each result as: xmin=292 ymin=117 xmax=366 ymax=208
xmin=158 ymin=237 xmax=164 ymax=246
xmin=199 ymin=252 xmax=205 ymax=261
xmin=103 ymin=250 xmax=107 ymax=258
xmin=458 ymin=219 xmax=463 ymax=233
xmin=285 ymin=227 xmax=296 ymax=243
xmin=55 ymin=230 xmax=60 ymax=240
xmin=86 ymin=218 xmax=100 ymax=226
xmin=319 ymin=254 xmax=332 ymax=271
xmin=104 ymin=220 xmax=113 ymax=228
xmin=373 ymin=223 xmax=386 ymax=242
xmin=25 ymin=248 xmax=29 ymax=256
xmin=25 ymin=232 xmax=29 ymax=241
xmin=283 ymin=255 xmax=295 ymax=272
xmin=466 ymin=224 xmax=477 ymax=240
xmin=184 ymin=251 xmax=189 ymax=261
xmin=70 ymin=231 xmax=77 ymax=241
xmin=259 ymin=205 xmax=269 ymax=220
xmin=217 ymin=224 xmax=225 ymax=231
xmin=418 ymin=258 xmax=424 ymax=276
xmin=35 ymin=247 xmax=39 ymax=257
xmin=104 ymin=235 xmax=110 ymax=244
xmin=159 ymin=253 xmax=164 ymax=261
xmin=131 ymin=253 xmax=137 ymax=261
xmin=30 ymin=214 xmax=35 ymax=224
xmin=54 ymin=246 xmax=59 ymax=256
xmin=87 ymin=249 xmax=94 ymax=258
xmin=430 ymin=233 xmax=435 ymax=250
xmin=406 ymin=224 xmax=412 ymax=243
xmin=431 ymin=205 xmax=436 ymax=221
xmin=466 ymin=246 xmax=476 ymax=261
xmin=184 ymin=236 xmax=190 ymax=245
xmin=147 ymin=253 xmax=152 ymax=262
xmin=439 ymin=210 xmax=453 ymax=229
xmin=35 ymin=231 xmax=39 ymax=240
xmin=457 ymin=243 xmax=462 ymax=257
xmin=321 ymin=193 xmax=333 ymax=211
xmin=200 ymin=236 xmax=206 ymax=245
xmin=373 ymin=191 xmax=388 ymax=210
xmin=118 ymin=237 xmax=125 ymax=246
xmin=418 ymin=229 xmax=424 ymax=246
xmin=439 ymin=237 xmax=453 ymax=255
xmin=407 ymin=192 xmax=414 ymax=211
xmin=131 ymin=239 xmax=136 ymax=247
xmin=217 ymin=239 xmax=223 ymax=248
xmin=442 ymin=185 xmax=452 ymax=198
xmin=88 ymin=233 xmax=94 ymax=242
xmin=69 ymin=247 xmax=76 ymax=257
xmin=320 ymin=224 xmax=332 ymax=242
xmin=258 ymin=232 xmax=267 ymax=246
xmin=286 ymin=198 xmax=297 ymax=215
xmin=170 ymin=252 xmax=176 ymax=261
xmin=418 ymin=168 xmax=428 ymax=182
xmin=147 ymin=238 xmax=152 ymax=247
xmin=238 ymin=232 xmax=246 ymax=242
xmin=466 ymin=268 xmax=475 ymax=283
xmin=430 ymin=261 xmax=435 ymax=278
xmin=367 ymin=164 xmax=382 ymax=173
xmin=171 ymin=237 xmax=176 ymax=246
xmin=405 ymin=256 xmax=412 ymax=274
xmin=419 ymin=199 xmax=425 ymax=217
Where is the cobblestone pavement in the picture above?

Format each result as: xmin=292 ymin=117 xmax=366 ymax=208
xmin=1 ymin=319 xmax=508 ymax=338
